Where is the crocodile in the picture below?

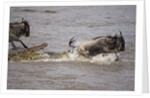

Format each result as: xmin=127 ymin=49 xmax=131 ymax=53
xmin=8 ymin=43 xmax=48 ymax=61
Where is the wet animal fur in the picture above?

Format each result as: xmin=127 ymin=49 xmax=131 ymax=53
xmin=9 ymin=18 xmax=30 ymax=49
xmin=69 ymin=31 xmax=125 ymax=57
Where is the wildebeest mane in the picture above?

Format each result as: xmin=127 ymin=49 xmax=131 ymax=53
xmin=93 ymin=35 xmax=113 ymax=40
xmin=92 ymin=36 xmax=103 ymax=40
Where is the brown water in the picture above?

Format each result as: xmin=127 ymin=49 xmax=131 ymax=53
xmin=7 ymin=6 xmax=136 ymax=90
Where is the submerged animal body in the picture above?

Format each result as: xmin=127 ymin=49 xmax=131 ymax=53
xmin=9 ymin=19 xmax=30 ymax=49
xmin=69 ymin=31 xmax=125 ymax=57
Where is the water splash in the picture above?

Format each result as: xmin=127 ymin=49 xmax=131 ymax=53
xmin=33 ymin=48 xmax=119 ymax=64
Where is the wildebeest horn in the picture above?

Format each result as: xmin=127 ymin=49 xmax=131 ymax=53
xmin=22 ymin=17 xmax=24 ymax=22
xmin=119 ymin=31 xmax=122 ymax=36
xmin=69 ymin=36 xmax=76 ymax=48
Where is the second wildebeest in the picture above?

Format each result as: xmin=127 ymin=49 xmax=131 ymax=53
xmin=9 ymin=18 xmax=30 ymax=49
xmin=69 ymin=31 xmax=125 ymax=57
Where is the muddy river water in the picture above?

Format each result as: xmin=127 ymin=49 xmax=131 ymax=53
xmin=7 ymin=6 xmax=136 ymax=90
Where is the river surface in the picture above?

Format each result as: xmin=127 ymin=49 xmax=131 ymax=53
xmin=7 ymin=6 xmax=136 ymax=90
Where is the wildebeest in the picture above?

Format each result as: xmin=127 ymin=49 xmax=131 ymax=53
xmin=69 ymin=31 xmax=125 ymax=57
xmin=9 ymin=18 xmax=30 ymax=49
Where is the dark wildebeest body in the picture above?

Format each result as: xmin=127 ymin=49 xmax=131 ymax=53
xmin=69 ymin=31 xmax=125 ymax=57
xmin=9 ymin=20 xmax=30 ymax=49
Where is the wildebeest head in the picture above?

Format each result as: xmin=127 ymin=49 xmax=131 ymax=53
xmin=10 ymin=18 xmax=30 ymax=37
xmin=21 ymin=18 xmax=30 ymax=37
xmin=105 ymin=31 xmax=125 ymax=52
xmin=9 ymin=18 xmax=30 ymax=49
xmin=105 ymin=31 xmax=125 ymax=51
xmin=22 ymin=21 xmax=30 ymax=37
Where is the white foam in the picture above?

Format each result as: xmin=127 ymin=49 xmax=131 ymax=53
xmin=90 ymin=53 xmax=119 ymax=64
xmin=32 ymin=48 xmax=119 ymax=64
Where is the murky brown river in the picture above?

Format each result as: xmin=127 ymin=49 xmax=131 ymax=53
xmin=7 ymin=6 xmax=136 ymax=90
